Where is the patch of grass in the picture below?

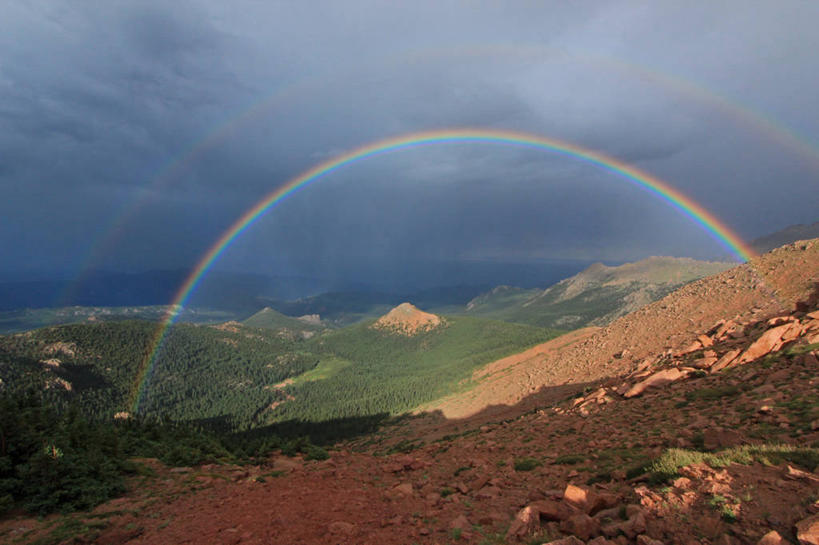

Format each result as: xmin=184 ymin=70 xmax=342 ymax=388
xmin=649 ymin=444 xmax=819 ymax=483
xmin=451 ymin=528 xmax=463 ymax=540
xmin=454 ymin=466 xmax=471 ymax=476
xmin=553 ymin=453 xmax=585 ymax=465
xmin=513 ymin=457 xmax=541 ymax=472
xmin=440 ymin=487 xmax=455 ymax=497
xmin=708 ymin=495 xmax=737 ymax=522
xmin=686 ymin=385 xmax=741 ymax=402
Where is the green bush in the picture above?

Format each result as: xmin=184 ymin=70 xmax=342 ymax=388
xmin=513 ymin=457 xmax=541 ymax=471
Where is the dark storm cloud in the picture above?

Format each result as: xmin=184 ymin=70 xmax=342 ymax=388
xmin=1 ymin=1 xmax=818 ymax=285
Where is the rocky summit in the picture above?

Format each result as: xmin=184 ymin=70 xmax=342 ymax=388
xmin=372 ymin=302 xmax=443 ymax=335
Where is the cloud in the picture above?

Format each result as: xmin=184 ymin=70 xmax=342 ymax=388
xmin=0 ymin=1 xmax=817 ymax=287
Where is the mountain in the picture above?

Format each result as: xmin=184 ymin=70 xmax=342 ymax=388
xmin=262 ymin=285 xmax=490 ymax=327
xmin=464 ymin=256 xmax=734 ymax=329
xmin=0 ymin=305 xmax=239 ymax=335
xmin=242 ymin=306 xmax=324 ymax=338
xmin=371 ymin=302 xmax=442 ymax=335
xmin=751 ymin=220 xmax=819 ymax=253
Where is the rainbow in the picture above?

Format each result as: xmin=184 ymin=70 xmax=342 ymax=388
xmin=129 ymin=128 xmax=756 ymax=412
xmin=64 ymin=44 xmax=819 ymax=309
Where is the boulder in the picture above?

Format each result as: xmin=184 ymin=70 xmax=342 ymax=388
xmin=562 ymin=484 xmax=590 ymax=511
xmin=506 ymin=506 xmax=540 ymax=541
xmin=796 ymin=514 xmax=819 ymax=545
xmin=710 ymin=349 xmax=741 ymax=373
xmin=757 ymin=530 xmax=788 ymax=545
xmin=560 ymin=513 xmax=600 ymax=540
xmin=327 ymin=521 xmax=356 ymax=536
xmin=530 ymin=499 xmax=574 ymax=521
xmin=736 ymin=323 xmax=802 ymax=365
xmin=624 ymin=368 xmax=689 ymax=398
xmin=543 ymin=537 xmax=585 ymax=545
xmin=637 ymin=536 xmax=666 ymax=545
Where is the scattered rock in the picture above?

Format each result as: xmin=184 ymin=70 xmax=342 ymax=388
xmin=560 ymin=513 xmax=600 ymax=540
xmin=327 ymin=521 xmax=356 ymax=536
xmin=624 ymin=368 xmax=689 ymax=398
xmin=757 ymin=530 xmax=788 ymax=545
xmin=796 ymin=514 xmax=819 ymax=545
xmin=507 ymin=506 xmax=540 ymax=541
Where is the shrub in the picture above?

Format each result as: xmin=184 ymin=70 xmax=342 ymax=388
xmin=513 ymin=457 xmax=541 ymax=472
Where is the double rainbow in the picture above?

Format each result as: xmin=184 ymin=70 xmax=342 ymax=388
xmin=129 ymin=128 xmax=756 ymax=412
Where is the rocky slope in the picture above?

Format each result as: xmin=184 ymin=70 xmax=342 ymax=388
xmin=429 ymin=240 xmax=819 ymax=419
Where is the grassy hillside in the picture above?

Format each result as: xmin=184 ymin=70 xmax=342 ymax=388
xmin=464 ymin=257 xmax=733 ymax=328
xmin=271 ymin=316 xmax=560 ymax=422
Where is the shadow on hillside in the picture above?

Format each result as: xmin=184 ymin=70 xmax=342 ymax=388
xmin=234 ymin=412 xmax=393 ymax=445
xmin=387 ymin=378 xmax=604 ymax=443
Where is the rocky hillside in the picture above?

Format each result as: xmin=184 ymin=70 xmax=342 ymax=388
xmin=464 ymin=257 xmax=733 ymax=329
xmin=371 ymin=302 xmax=443 ymax=335
xmin=430 ymin=239 xmax=819 ymax=419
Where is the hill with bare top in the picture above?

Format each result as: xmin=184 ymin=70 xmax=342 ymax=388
xmin=371 ymin=302 xmax=443 ymax=335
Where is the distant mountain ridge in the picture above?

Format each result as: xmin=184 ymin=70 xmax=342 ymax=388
xmin=464 ymin=256 xmax=734 ymax=329
xmin=751 ymin=220 xmax=819 ymax=253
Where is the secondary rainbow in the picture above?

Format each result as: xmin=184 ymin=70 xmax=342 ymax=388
xmin=129 ymin=128 xmax=756 ymax=412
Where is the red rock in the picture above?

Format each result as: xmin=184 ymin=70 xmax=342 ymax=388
xmin=624 ymin=368 xmax=689 ymax=398
xmin=327 ymin=521 xmax=356 ymax=536
xmin=450 ymin=514 xmax=471 ymax=531
xmin=757 ymin=530 xmax=788 ymax=545
xmin=675 ymin=341 xmax=703 ymax=357
xmin=563 ymin=483 xmax=590 ymax=511
xmin=698 ymin=334 xmax=714 ymax=347
xmin=506 ymin=506 xmax=540 ymax=541
xmin=785 ymin=465 xmax=819 ymax=483
xmin=395 ymin=482 xmax=413 ymax=496
xmin=543 ymin=537 xmax=585 ymax=545
xmin=530 ymin=499 xmax=573 ymax=521
xmin=560 ymin=513 xmax=600 ymax=540
xmin=692 ymin=356 xmax=718 ymax=369
xmin=637 ymin=536 xmax=666 ymax=545
xmin=475 ymin=485 xmax=501 ymax=499
xmin=796 ymin=514 xmax=819 ymax=545
xmin=710 ymin=349 xmax=741 ymax=373
xmin=672 ymin=477 xmax=692 ymax=489
xmin=588 ymin=537 xmax=618 ymax=545
xmin=736 ymin=323 xmax=802 ymax=365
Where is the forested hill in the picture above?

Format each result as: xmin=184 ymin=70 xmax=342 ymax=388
xmin=0 ymin=315 xmax=560 ymax=430
xmin=0 ymin=321 xmax=317 ymax=429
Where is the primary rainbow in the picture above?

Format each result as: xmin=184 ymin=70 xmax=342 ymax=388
xmin=129 ymin=128 xmax=756 ymax=412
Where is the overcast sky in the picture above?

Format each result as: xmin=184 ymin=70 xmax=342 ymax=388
xmin=1 ymin=1 xmax=818 ymax=287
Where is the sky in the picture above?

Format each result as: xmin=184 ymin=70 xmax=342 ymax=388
xmin=1 ymin=1 xmax=818 ymax=292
